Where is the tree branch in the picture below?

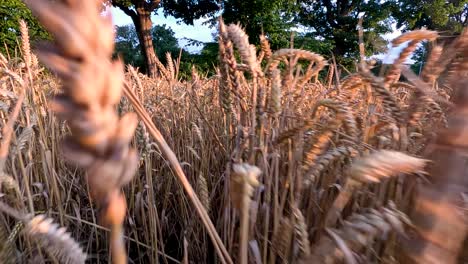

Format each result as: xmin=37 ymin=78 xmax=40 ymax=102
xmin=145 ymin=0 xmax=161 ymax=12
xmin=113 ymin=1 xmax=138 ymax=21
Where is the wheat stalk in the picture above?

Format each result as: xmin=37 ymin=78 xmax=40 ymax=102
xmin=122 ymin=82 xmax=233 ymax=264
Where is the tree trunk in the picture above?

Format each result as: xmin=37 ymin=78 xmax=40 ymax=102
xmin=132 ymin=8 xmax=158 ymax=78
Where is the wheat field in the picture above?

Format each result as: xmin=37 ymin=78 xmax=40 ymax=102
xmin=0 ymin=1 xmax=467 ymax=263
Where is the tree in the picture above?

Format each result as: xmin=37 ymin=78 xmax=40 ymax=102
xmin=111 ymin=0 xmax=161 ymax=77
xmin=114 ymin=24 xmax=182 ymax=71
xmin=221 ymin=0 xmax=298 ymax=48
xmin=110 ymin=0 xmax=219 ymax=77
xmin=0 ymin=0 xmax=49 ymax=55
xmin=297 ymin=0 xmax=393 ymax=65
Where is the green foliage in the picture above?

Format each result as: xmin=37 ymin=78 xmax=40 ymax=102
xmin=108 ymin=0 xmax=466 ymax=78
xmin=152 ymin=24 xmax=180 ymax=58
xmin=110 ymin=0 xmax=132 ymax=7
xmin=114 ymin=25 xmax=144 ymax=68
xmin=294 ymin=33 xmax=334 ymax=57
xmin=161 ymin=0 xmax=219 ymax=24
xmin=0 ymin=0 xmax=49 ymax=55
xmin=181 ymin=42 xmax=219 ymax=77
xmin=410 ymin=45 xmax=427 ymax=74
xmin=114 ymin=24 xmax=193 ymax=74
xmin=111 ymin=0 xmax=219 ymax=24
xmin=391 ymin=0 xmax=468 ymax=34
xmin=222 ymin=0 xmax=298 ymax=48
xmin=297 ymin=0 xmax=393 ymax=65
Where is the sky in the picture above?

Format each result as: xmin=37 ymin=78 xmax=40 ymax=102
xmin=110 ymin=7 xmax=408 ymax=63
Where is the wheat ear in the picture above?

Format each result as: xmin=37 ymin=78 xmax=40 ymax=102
xmin=0 ymin=201 xmax=86 ymax=263
xmin=385 ymin=30 xmax=438 ymax=85
xmin=349 ymin=150 xmax=427 ymax=183
xmin=259 ymin=34 xmax=272 ymax=61
xmin=18 ymin=19 xmax=39 ymax=76
xmin=293 ymin=206 xmax=310 ymax=261
xmin=19 ymin=20 xmax=32 ymax=70
xmin=325 ymin=150 xmax=427 ymax=227
xmin=266 ymin=49 xmax=326 ymax=87
xmin=0 ymin=221 xmax=15 ymax=264
xmin=197 ymin=173 xmax=210 ymax=212
xmin=227 ymin=24 xmax=261 ymax=75
xmin=384 ymin=40 xmax=417 ymax=84
xmin=26 ymin=214 xmax=87 ymax=264
xmin=230 ymin=163 xmax=261 ymax=264
xmin=165 ymin=52 xmax=175 ymax=81
xmin=24 ymin=1 xmax=139 ymax=263
xmin=307 ymin=205 xmax=411 ymax=264
xmin=421 ymin=45 xmax=443 ymax=84
xmin=269 ymin=68 xmax=282 ymax=116
xmin=273 ymin=217 xmax=293 ymax=261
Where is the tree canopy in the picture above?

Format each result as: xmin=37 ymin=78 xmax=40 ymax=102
xmin=111 ymin=0 xmax=219 ymax=24
xmin=219 ymin=0 xmax=396 ymax=65
xmin=296 ymin=0 xmax=393 ymax=65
